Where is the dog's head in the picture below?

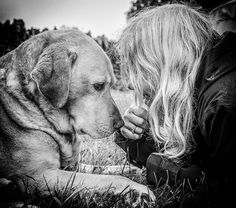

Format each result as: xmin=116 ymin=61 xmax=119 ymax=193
xmin=16 ymin=29 xmax=123 ymax=139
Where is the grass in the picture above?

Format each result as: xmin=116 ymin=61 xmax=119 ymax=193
xmin=0 ymin=90 xmax=209 ymax=207
xmin=14 ymin=167 xmax=207 ymax=208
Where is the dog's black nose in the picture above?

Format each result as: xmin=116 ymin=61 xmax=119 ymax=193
xmin=113 ymin=118 xmax=124 ymax=130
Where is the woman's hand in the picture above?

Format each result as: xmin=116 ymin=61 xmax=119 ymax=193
xmin=120 ymin=105 xmax=149 ymax=140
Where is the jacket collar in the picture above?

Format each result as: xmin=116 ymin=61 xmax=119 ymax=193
xmin=196 ymin=32 xmax=236 ymax=98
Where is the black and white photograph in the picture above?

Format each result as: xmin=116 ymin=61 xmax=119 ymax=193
xmin=0 ymin=0 xmax=236 ymax=207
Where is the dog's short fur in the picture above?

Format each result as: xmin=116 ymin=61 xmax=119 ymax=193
xmin=0 ymin=29 xmax=155 ymax=203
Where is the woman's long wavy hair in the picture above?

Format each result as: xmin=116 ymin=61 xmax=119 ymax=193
xmin=117 ymin=3 xmax=215 ymax=159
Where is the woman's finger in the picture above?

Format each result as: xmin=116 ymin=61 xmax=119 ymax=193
xmin=123 ymin=112 xmax=148 ymax=129
xmin=124 ymin=120 xmax=144 ymax=134
xmin=120 ymin=126 xmax=142 ymax=140
xmin=128 ymin=106 xmax=149 ymax=121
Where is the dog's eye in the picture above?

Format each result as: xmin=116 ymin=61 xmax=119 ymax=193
xmin=93 ymin=82 xmax=105 ymax=91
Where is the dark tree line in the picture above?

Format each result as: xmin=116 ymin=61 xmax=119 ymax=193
xmin=0 ymin=19 xmax=48 ymax=56
xmin=127 ymin=0 xmax=167 ymax=19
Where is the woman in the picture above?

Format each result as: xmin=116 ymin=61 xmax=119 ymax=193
xmin=115 ymin=3 xmax=236 ymax=207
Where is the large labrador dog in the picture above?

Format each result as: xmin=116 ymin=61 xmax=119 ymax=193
xmin=0 ymin=29 xmax=155 ymax=204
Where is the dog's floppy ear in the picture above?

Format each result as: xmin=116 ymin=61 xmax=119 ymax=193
xmin=31 ymin=43 xmax=77 ymax=108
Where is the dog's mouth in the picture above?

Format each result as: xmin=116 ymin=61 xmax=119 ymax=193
xmin=72 ymin=122 xmax=114 ymax=140
xmin=74 ymin=127 xmax=103 ymax=139
xmin=79 ymin=128 xmax=86 ymax=135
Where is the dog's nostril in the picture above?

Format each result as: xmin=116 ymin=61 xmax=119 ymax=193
xmin=113 ymin=119 xmax=124 ymax=130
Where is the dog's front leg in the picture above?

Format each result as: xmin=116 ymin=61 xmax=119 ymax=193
xmin=39 ymin=169 xmax=155 ymax=204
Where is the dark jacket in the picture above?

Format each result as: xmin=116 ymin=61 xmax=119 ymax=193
xmin=115 ymin=32 xmax=236 ymax=207
xmin=193 ymin=32 xmax=236 ymax=178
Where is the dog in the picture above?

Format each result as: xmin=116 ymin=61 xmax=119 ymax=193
xmin=0 ymin=29 xmax=155 ymax=205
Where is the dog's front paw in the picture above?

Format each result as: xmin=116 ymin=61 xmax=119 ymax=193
xmin=112 ymin=177 xmax=156 ymax=207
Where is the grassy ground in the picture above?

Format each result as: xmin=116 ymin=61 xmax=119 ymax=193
xmin=1 ymin=90 xmax=208 ymax=208
xmin=72 ymin=90 xmax=208 ymax=208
